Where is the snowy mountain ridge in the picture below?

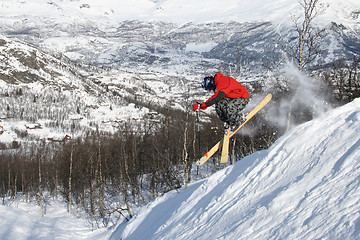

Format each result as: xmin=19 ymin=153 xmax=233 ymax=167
xmin=110 ymin=97 xmax=360 ymax=240
xmin=1 ymin=0 xmax=359 ymax=26
xmin=1 ymin=0 xmax=359 ymax=70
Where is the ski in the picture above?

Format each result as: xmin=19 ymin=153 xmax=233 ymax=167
xmin=196 ymin=93 xmax=272 ymax=166
xmin=220 ymin=127 xmax=231 ymax=164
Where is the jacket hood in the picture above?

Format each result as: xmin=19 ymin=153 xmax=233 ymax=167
xmin=214 ymin=72 xmax=223 ymax=83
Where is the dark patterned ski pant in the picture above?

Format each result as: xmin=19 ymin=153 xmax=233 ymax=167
xmin=215 ymin=97 xmax=249 ymax=124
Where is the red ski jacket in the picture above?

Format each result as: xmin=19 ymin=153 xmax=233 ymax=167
xmin=204 ymin=73 xmax=249 ymax=107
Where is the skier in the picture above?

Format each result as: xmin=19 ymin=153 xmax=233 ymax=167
xmin=192 ymin=73 xmax=250 ymax=131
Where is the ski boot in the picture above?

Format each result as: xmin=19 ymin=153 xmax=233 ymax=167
xmin=223 ymin=121 xmax=231 ymax=131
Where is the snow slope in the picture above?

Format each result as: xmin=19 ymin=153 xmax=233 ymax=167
xmin=111 ymin=97 xmax=360 ymax=240
xmin=0 ymin=201 xmax=110 ymax=240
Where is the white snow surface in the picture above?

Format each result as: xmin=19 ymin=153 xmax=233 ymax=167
xmin=0 ymin=201 xmax=109 ymax=240
xmin=110 ymin=97 xmax=360 ymax=240
xmin=2 ymin=98 xmax=359 ymax=239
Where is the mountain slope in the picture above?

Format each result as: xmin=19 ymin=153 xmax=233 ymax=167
xmin=111 ymin=97 xmax=360 ymax=240
xmin=0 ymin=36 xmax=185 ymax=145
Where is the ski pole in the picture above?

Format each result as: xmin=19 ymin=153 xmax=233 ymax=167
xmin=196 ymin=109 xmax=201 ymax=175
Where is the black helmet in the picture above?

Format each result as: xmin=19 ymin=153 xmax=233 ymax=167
xmin=202 ymin=76 xmax=215 ymax=91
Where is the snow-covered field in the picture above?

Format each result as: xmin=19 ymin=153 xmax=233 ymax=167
xmin=0 ymin=201 xmax=110 ymax=240
xmin=1 ymin=97 xmax=359 ymax=239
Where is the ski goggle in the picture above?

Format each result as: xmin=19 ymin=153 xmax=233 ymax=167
xmin=202 ymin=76 xmax=215 ymax=90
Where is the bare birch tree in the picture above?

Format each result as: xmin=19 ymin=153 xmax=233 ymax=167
xmin=38 ymin=154 xmax=44 ymax=217
xmin=68 ymin=144 xmax=73 ymax=214
xmin=286 ymin=0 xmax=327 ymax=130
xmin=182 ymin=113 xmax=191 ymax=188
xmin=293 ymin=0 xmax=327 ymax=71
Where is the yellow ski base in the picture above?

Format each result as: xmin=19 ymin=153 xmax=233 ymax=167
xmin=220 ymin=128 xmax=231 ymax=164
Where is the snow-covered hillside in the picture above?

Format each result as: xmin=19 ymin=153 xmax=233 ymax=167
xmin=110 ymin=97 xmax=360 ymax=240
xmin=0 ymin=35 xmax=198 ymax=144
xmin=1 ymin=98 xmax=359 ymax=239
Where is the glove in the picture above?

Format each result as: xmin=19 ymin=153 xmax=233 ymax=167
xmin=192 ymin=103 xmax=200 ymax=111
xmin=192 ymin=103 xmax=207 ymax=111
xmin=200 ymin=103 xmax=207 ymax=110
